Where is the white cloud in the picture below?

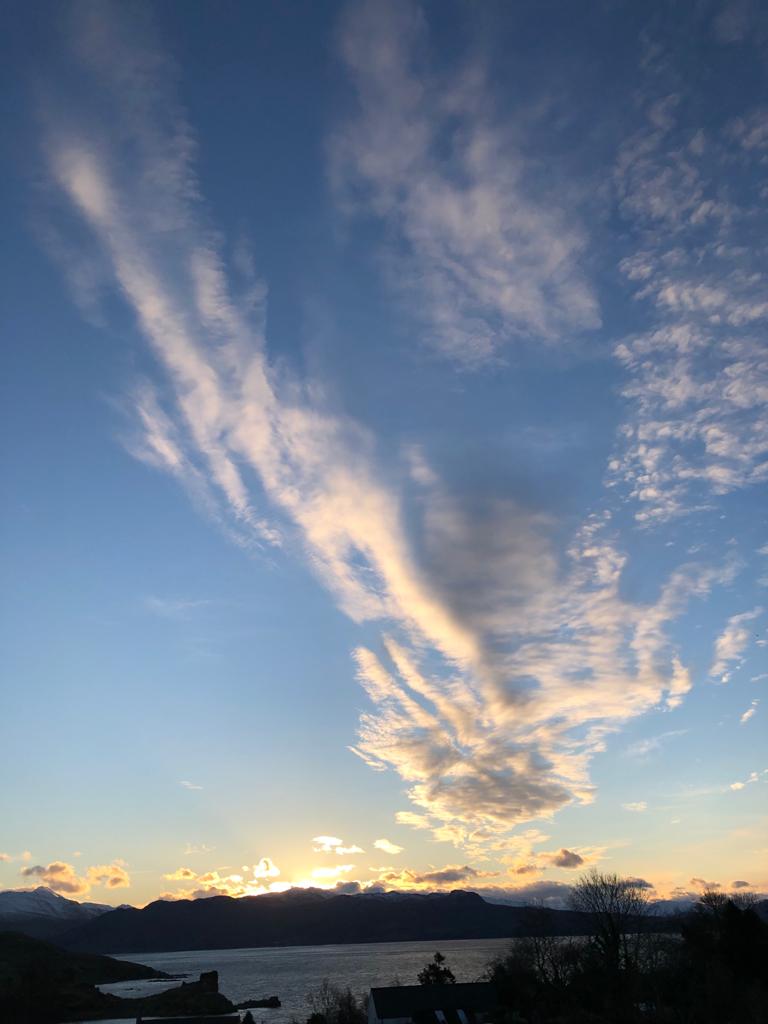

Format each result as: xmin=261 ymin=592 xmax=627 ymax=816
xmin=164 ymin=867 xmax=197 ymax=881
xmin=184 ymin=843 xmax=215 ymax=855
xmin=252 ymin=857 xmax=281 ymax=879
xmin=38 ymin=2 xmax=745 ymax=859
xmin=712 ymin=2 xmax=764 ymax=44
xmin=540 ymin=848 xmax=585 ymax=869
xmin=145 ymin=595 xmax=211 ymax=618
xmin=86 ymin=863 xmax=130 ymax=889
xmin=622 ymin=801 xmax=648 ymax=812
xmin=729 ymin=769 xmax=766 ymax=790
xmin=162 ymin=857 xmax=281 ymax=899
xmin=395 ymin=811 xmax=432 ymax=829
xmin=740 ymin=700 xmax=759 ymax=724
xmin=727 ymin=108 xmax=768 ymax=151
xmin=710 ymin=607 xmax=763 ymax=680
xmin=610 ymin=86 xmax=768 ymax=523
xmin=312 ymin=836 xmax=344 ymax=852
xmin=330 ymin=0 xmax=599 ymax=366
xmin=19 ymin=859 xmax=130 ymax=897
xmin=311 ymin=864 xmax=356 ymax=880
xmin=312 ymin=836 xmax=364 ymax=855
xmin=179 ymin=780 xmax=203 ymax=791
xmin=374 ymin=863 xmax=497 ymax=889
xmin=625 ymin=730 xmax=688 ymax=758
xmin=373 ymin=838 xmax=403 ymax=855
xmin=351 ymin=530 xmax=735 ymax=836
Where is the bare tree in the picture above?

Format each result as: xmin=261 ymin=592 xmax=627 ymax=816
xmin=306 ymin=980 xmax=366 ymax=1024
xmin=569 ymin=869 xmax=650 ymax=974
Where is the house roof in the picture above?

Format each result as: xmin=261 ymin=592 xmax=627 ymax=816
xmin=370 ymin=982 xmax=498 ymax=1019
xmin=140 ymin=1015 xmax=240 ymax=1023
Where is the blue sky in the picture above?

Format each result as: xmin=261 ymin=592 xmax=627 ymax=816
xmin=1 ymin=0 xmax=766 ymax=908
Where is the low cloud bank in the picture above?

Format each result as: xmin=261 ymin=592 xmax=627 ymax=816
xmin=18 ymin=860 xmax=130 ymax=898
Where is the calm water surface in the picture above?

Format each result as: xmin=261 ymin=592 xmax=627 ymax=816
xmin=84 ymin=937 xmax=514 ymax=1024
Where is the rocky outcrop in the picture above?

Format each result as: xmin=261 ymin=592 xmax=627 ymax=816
xmin=0 ymin=932 xmax=232 ymax=1022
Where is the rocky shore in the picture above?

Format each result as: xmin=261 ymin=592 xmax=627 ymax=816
xmin=0 ymin=932 xmax=237 ymax=1022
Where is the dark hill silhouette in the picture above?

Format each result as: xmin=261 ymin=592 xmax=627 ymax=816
xmin=0 ymin=930 xmax=166 ymax=984
xmin=0 ymin=886 xmax=118 ymax=942
xmin=0 ymin=931 xmax=235 ymax=1021
xmin=60 ymin=889 xmax=600 ymax=954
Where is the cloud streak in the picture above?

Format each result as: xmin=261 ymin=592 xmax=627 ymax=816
xmin=610 ymin=83 xmax=768 ymax=524
xmin=330 ymin=0 xmax=599 ymax=366
xmin=710 ymin=607 xmax=763 ymax=681
xmin=312 ymin=836 xmax=365 ymax=855
xmin=37 ymin=1 xmax=749 ymax=862
xmin=739 ymin=700 xmax=759 ymax=724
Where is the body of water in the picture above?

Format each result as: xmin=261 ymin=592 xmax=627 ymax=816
xmin=82 ymin=936 xmax=513 ymax=1024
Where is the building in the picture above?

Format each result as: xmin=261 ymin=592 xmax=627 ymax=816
xmin=368 ymin=983 xmax=498 ymax=1024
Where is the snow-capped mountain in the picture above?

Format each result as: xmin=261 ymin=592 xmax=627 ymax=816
xmin=0 ymin=886 xmax=125 ymax=940
xmin=0 ymin=886 xmax=111 ymax=920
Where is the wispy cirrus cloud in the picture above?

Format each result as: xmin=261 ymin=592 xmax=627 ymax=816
xmin=144 ymin=595 xmax=212 ymax=619
xmin=311 ymin=864 xmax=357 ymax=880
xmin=351 ymin=539 xmax=736 ymax=838
xmin=710 ymin=607 xmax=763 ymax=681
xmin=740 ymin=700 xmax=759 ymax=724
xmin=37 ymin=1 xmax=747 ymax=862
xmin=625 ymin=730 xmax=688 ymax=758
xmin=609 ymin=82 xmax=768 ymax=524
xmin=312 ymin=836 xmax=365 ymax=855
xmin=330 ymin=0 xmax=599 ymax=366
xmin=729 ymin=768 xmax=767 ymax=791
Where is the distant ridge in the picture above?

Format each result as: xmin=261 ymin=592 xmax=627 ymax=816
xmin=0 ymin=886 xmax=122 ymax=941
xmin=59 ymin=888 xmax=599 ymax=954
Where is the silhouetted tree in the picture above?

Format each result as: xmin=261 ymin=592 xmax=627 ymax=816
xmin=569 ymin=868 xmax=649 ymax=975
xmin=485 ymin=885 xmax=768 ymax=1023
xmin=306 ymin=980 xmax=366 ymax=1024
xmin=418 ymin=952 xmax=456 ymax=985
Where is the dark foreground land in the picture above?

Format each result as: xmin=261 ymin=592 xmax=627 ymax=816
xmin=277 ymin=893 xmax=768 ymax=1024
xmin=2 ymin=885 xmax=768 ymax=1024
xmin=0 ymin=932 xmax=235 ymax=1022
xmin=482 ymin=894 xmax=768 ymax=1024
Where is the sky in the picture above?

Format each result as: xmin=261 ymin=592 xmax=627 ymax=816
xmin=1 ymin=0 xmax=766 ymax=911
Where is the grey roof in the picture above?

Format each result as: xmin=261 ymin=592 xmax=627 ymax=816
xmin=370 ymin=983 xmax=498 ymax=1019
xmin=139 ymin=1015 xmax=240 ymax=1023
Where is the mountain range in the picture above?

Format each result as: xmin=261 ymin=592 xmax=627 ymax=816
xmin=3 ymin=886 xmax=766 ymax=956
xmin=56 ymin=888 xmax=602 ymax=954
xmin=0 ymin=886 xmax=122 ymax=941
